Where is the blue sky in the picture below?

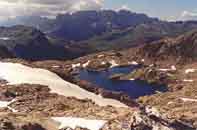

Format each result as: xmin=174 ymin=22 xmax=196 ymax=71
xmin=103 ymin=0 xmax=197 ymax=20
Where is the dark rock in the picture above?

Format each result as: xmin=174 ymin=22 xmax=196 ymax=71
xmin=109 ymin=73 xmax=125 ymax=80
xmin=0 ymin=119 xmax=15 ymax=130
xmin=0 ymin=45 xmax=14 ymax=59
xmin=21 ymin=123 xmax=46 ymax=130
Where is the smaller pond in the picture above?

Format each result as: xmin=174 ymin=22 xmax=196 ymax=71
xmin=77 ymin=66 xmax=167 ymax=99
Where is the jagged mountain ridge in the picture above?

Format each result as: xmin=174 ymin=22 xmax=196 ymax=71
xmin=2 ymin=10 xmax=158 ymax=41
xmin=50 ymin=10 xmax=158 ymax=41
xmin=3 ymin=10 xmax=197 ymax=42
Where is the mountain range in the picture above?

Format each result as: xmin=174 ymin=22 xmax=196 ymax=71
xmin=1 ymin=10 xmax=197 ymax=60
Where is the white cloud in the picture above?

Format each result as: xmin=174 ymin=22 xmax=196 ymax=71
xmin=179 ymin=10 xmax=197 ymax=21
xmin=115 ymin=5 xmax=131 ymax=12
xmin=0 ymin=0 xmax=104 ymax=20
xmin=118 ymin=5 xmax=131 ymax=11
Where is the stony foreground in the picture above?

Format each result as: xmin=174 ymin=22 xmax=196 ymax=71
xmin=1 ymin=52 xmax=197 ymax=130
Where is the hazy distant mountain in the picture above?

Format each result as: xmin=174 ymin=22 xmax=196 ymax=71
xmin=0 ymin=25 xmax=68 ymax=60
xmin=1 ymin=16 xmax=54 ymax=31
xmin=1 ymin=10 xmax=159 ymax=41
xmin=49 ymin=10 xmax=159 ymax=41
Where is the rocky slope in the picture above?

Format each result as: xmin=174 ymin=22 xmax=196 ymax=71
xmin=137 ymin=30 xmax=197 ymax=62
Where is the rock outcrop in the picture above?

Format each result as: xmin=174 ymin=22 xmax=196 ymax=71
xmin=137 ymin=30 xmax=197 ymax=62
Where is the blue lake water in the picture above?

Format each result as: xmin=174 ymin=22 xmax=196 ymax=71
xmin=77 ymin=66 xmax=167 ymax=99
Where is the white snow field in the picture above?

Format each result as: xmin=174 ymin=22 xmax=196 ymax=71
xmin=185 ymin=69 xmax=196 ymax=74
xmin=129 ymin=61 xmax=138 ymax=65
xmin=82 ymin=60 xmax=90 ymax=68
xmin=52 ymin=117 xmax=107 ymax=130
xmin=0 ymin=62 xmax=127 ymax=107
xmin=109 ymin=60 xmax=119 ymax=68
xmin=183 ymin=79 xmax=194 ymax=82
xmin=0 ymin=100 xmax=13 ymax=108
xmin=0 ymin=37 xmax=10 ymax=40
xmin=158 ymin=65 xmax=176 ymax=72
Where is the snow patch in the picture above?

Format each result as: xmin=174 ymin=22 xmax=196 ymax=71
xmin=7 ymin=106 xmax=18 ymax=113
xmin=158 ymin=65 xmax=177 ymax=72
xmin=158 ymin=65 xmax=176 ymax=72
xmin=52 ymin=65 xmax=60 ymax=68
xmin=158 ymin=69 xmax=170 ymax=72
xmin=183 ymin=79 xmax=194 ymax=82
xmin=171 ymin=65 xmax=176 ymax=71
xmin=0 ymin=62 xmax=127 ymax=108
xmin=185 ymin=69 xmax=196 ymax=74
xmin=0 ymin=99 xmax=17 ymax=112
xmin=0 ymin=37 xmax=10 ymax=40
xmin=82 ymin=61 xmax=90 ymax=68
xmin=129 ymin=61 xmax=138 ymax=65
xmin=97 ymin=55 xmax=104 ymax=58
xmin=52 ymin=117 xmax=107 ymax=130
xmin=109 ymin=60 xmax=119 ymax=68
xmin=167 ymin=101 xmax=174 ymax=105
xmin=72 ymin=63 xmax=81 ymax=69
xmin=101 ymin=61 xmax=106 ymax=65
xmin=0 ymin=101 xmax=12 ymax=108
xmin=180 ymin=98 xmax=197 ymax=102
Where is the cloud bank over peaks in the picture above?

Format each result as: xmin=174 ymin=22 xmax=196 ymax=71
xmin=0 ymin=0 xmax=104 ymax=21
xmin=179 ymin=11 xmax=197 ymax=21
